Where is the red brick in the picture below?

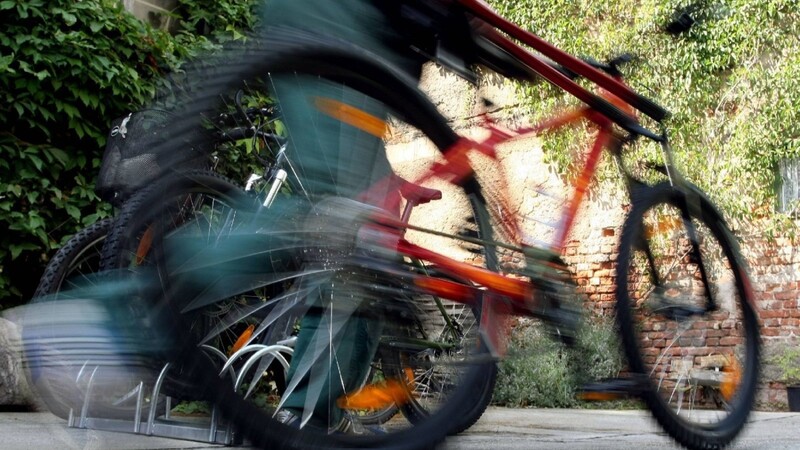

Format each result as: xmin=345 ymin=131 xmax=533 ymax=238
xmin=760 ymin=310 xmax=788 ymax=319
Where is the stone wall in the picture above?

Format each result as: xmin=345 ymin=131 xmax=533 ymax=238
xmin=121 ymin=0 xmax=178 ymax=32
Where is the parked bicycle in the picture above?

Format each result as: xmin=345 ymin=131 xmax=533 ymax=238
xmin=28 ymin=84 xmax=491 ymax=434
xmin=98 ymin=86 xmax=496 ymax=434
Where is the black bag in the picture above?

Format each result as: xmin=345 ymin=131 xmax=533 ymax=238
xmin=95 ymin=110 xmax=210 ymax=206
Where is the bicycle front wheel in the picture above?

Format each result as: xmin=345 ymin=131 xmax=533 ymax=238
xmin=616 ymin=182 xmax=760 ymax=450
xmin=142 ymin=33 xmax=501 ymax=450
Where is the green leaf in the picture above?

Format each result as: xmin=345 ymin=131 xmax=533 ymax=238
xmin=61 ymin=11 xmax=77 ymax=26
xmin=65 ymin=204 xmax=80 ymax=220
xmin=27 ymin=153 xmax=43 ymax=171
xmin=10 ymin=245 xmax=25 ymax=260
xmin=45 ymin=147 xmax=70 ymax=166
xmin=0 ymin=53 xmax=13 ymax=72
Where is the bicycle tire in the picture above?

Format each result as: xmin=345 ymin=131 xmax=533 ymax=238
xmin=137 ymin=32 xmax=502 ymax=450
xmin=107 ymin=172 xmax=494 ymax=431
xmin=99 ymin=170 xmax=254 ymax=273
xmin=393 ymin=267 xmax=497 ymax=435
xmin=98 ymin=170 xmax=271 ymax=390
xmin=96 ymin=149 xmax=402 ymax=425
xmin=616 ymin=182 xmax=760 ymax=450
xmin=34 ymin=218 xmax=114 ymax=299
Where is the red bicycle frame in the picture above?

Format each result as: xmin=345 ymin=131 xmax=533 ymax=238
xmin=326 ymin=0 xmax=668 ymax=355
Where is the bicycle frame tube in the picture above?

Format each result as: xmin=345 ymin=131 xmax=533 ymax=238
xmin=346 ymin=88 xmax=627 ymax=319
xmin=458 ymin=0 xmax=668 ymax=123
xmin=552 ymin=127 xmax=614 ymax=249
xmin=290 ymin=0 xmax=670 ymax=338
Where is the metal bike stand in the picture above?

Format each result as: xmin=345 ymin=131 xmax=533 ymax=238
xmin=65 ymin=343 xmax=293 ymax=445
xmin=67 ymin=361 xmax=235 ymax=445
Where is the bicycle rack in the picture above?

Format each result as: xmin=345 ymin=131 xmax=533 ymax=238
xmin=66 ymin=343 xmax=293 ymax=445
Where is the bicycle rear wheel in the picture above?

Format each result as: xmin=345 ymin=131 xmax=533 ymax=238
xmin=616 ymin=182 xmax=759 ymax=450
xmin=99 ymin=170 xmax=273 ymax=384
xmin=392 ymin=267 xmax=497 ymax=436
xmin=140 ymin=32 xmax=501 ymax=449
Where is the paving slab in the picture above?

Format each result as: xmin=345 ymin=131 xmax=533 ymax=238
xmin=1 ymin=407 xmax=798 ymax=449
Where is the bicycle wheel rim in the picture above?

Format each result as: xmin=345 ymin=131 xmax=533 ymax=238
xmin=616 ymin=183 xmax=759 ymax=448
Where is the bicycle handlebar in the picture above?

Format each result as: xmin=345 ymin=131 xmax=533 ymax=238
xmin=219 ymin=127 xmax=285 ymax=145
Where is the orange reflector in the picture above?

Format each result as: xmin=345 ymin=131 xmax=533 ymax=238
xmin=135 ymin=225 xmax=155 ymax=266
xmin=314 ymin=97 xmax=387 ymax=138
xmin=721 ymin=359 xmax=742 ymax=402
xmin=404 ymin=367 xmax=414 ymax=385
xmin=578 ymin=391 xmax=623 ymax=402
xmin=337 ymin=378 xmax=413 ymax=411
xmin=229 ymin=324 xmax=255 ymax=356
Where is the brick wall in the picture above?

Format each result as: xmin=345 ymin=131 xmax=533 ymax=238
xmin=744 ymin=235 xmax=800 ymax=407
xmin=563 ymin=220 xmax=800 ymax=409
xmin=747 ymin=236 xmax=800 ymax=338
xmin=563 ymin=228 xmax=620 ymax=317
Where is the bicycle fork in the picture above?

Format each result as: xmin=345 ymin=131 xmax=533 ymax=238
xmin=245 ymin=167 xmax=288 ymax=209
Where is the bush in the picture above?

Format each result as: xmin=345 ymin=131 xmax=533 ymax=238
xmin=492 ymin=316 xmax=625 ymax=408
xmin=0 ymin=0 xmax=259 ymax=307
xmin=490 ymin=0 xmax=800 ymax=229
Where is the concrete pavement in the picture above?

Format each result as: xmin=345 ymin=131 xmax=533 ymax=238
xmin=445 ymin=407 xmax=800 ymax=449
xmin=1 ymin=407 xmax=798 ymax=449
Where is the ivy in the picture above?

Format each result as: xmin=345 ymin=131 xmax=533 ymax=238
xmin=489 ymin=0 xmax=800 ymax=228
xmin=0 ymin=0 xmax=260 ymax=307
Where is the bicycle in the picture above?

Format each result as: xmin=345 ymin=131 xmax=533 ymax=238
xmin=76 ymin=1 xmax=759 ymax=449
xmin=98 ymin=89 xmax=495 ymax=434
xmin=23 ymin=101 xmax=281 ymax=421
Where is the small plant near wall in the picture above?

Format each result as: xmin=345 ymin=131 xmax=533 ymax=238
xmin=771 ymin=344 xmax=800 ymax=412
xmin=492 ymin=316 xmax=627 ymax=409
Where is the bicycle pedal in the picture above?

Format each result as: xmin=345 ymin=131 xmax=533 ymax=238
xmin=578 ymin=376 xmax=647 ymax=401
